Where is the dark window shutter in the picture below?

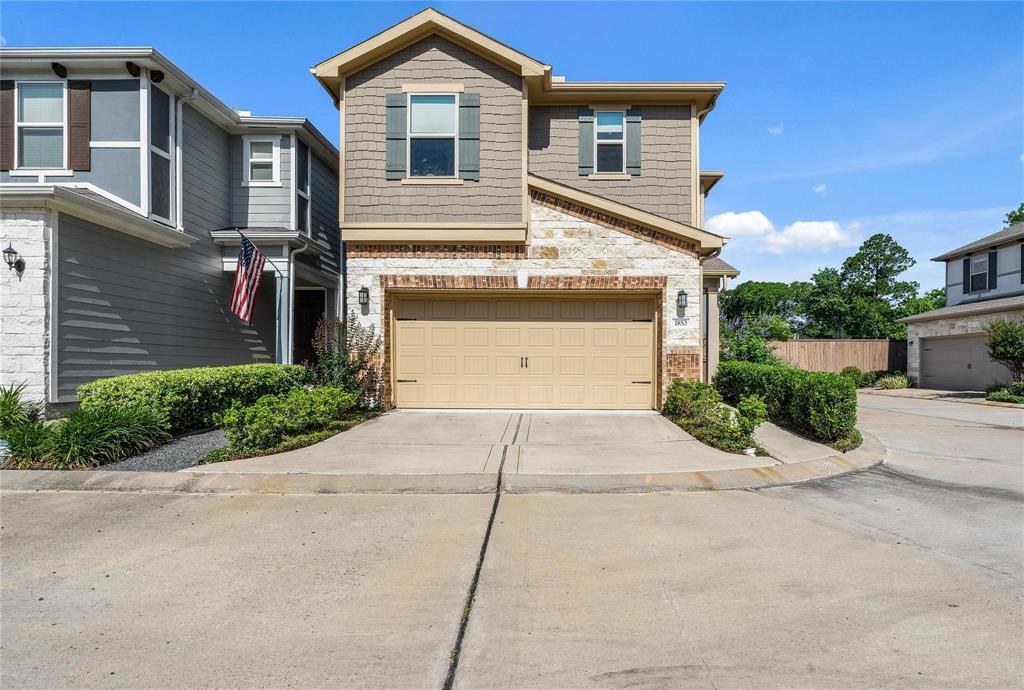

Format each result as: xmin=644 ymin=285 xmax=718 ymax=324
xmin=458 ymin=93 xmax=480 ymax=181
xmin=626 ymin=107 xmax=642 ymax=176
xmin=68 ymin=80 xmax=91 ymax=171
xmin=0 ymin=81 xmax=13 ymax=171
xmin=385 ymin=92 xmax=406 ymax=180
xmin=988 ymin=250 xmax=998 ymax=290
xmin=578 ymin=107 xmax=594 ymax=175
xmin=962 ymin=258 xmax=970 ymax=294
xmin=1020 ymin=244 xmax=1023 ymax=284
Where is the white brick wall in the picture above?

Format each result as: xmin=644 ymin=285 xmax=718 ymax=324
xmin=346 ymin=198 xmax=702 ymax=366
xmin=0 ymin=209 xmax=51 ymax=403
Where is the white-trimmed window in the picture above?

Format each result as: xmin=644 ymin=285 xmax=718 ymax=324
xmin=969 ymin=255 xmax=989 ymax=292
xmin=296 ymin=138 xmax=311 ymax=233
xmin=16 ymin=82 xmax=66 ymax=169
xmin=408 ymin=94 xmax=457 ymax=177
xmin=243 ymin=135 xmax=281 ymax=186
xmin=594 ymin=110 xmax=625 ymax=174
xmin=149 ymin=84 xmax=174 ymax=223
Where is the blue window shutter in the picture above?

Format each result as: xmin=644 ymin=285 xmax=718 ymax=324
xmin=626 ymin=107 xmax=642 ymax=176
xmin=385 ymin=92 xmax=406 ymax=180
xmin=578 ymin=107 xmax=594 ymax=175
xmin=988 ymin=250 xmax=998 ymax=290
xmin=962 ymin=258 xmax=970 ymax=294
xmin=459 ymin=93 xmax=480 ymax=181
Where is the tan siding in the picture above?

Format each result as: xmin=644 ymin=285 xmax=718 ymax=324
xmin=528 ymin=105 xmax=692 ymax=224
xmin=344 ymin=35 xmax=523 ymax=223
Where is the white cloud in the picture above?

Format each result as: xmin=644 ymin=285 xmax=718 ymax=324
xmin=1019 ymin=152 xmax=1024 ymax=162
xmin=706 ymin=210 xmax=773 ymax=237
xmin=812 ymin=183 xmax=828 ymax=195
xmin=767 ymin=123 xmax=784 ymax=136
xmin=707 ymin=211 xmax=859 ymax=254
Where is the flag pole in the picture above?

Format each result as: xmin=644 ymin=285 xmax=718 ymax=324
xmin=230 ymin=228 xmax=287 ymax=277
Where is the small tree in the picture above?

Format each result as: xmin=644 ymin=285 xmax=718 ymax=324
xmin=1004 ymin=202 xmax=1024 ymax=228
xmin=984 ymin=319 xmax=1024 ymax=382
xmin=310 ymin=311 xmax=383 ymax=403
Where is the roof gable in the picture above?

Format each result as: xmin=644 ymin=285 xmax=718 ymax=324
xmin=313 ymin=8 xmax=547 ymax=97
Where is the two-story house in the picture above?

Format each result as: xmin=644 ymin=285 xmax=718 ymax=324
xmin=900 ymin=222 xmax=1023 ymax=390
xmin=0 ymin=48 xmax=340 ymax=408
xmin=313 ymin=9 xmax=734 ymax=410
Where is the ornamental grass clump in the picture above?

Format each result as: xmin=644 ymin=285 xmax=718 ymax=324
xmin=875 ymin=374 xmax=910 ymax=390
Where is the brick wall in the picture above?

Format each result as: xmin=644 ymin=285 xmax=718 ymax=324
xmin=0 ymin=209 xmax=51 ymax=403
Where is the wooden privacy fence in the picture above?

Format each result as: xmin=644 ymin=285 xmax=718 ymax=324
xmin=769 ymin=339 xmax=908 ymax=373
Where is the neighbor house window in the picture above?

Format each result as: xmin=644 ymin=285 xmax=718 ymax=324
xmin=969 ymin=255 xmax=989 ymax=292
xmin=296 ymin=138 xmax=310 ymax=233
xmin=243 ymin=135 xmax=280 ymax=186
xmin=408 ymin=94 xmax=456 ymax=177
xmin=595 ymin=110 xmax=625 ymax=174
xmin=149 ymin=85 xmax=174 ymax=222
xmin=16 ymin=82 xmax=65 ymax=169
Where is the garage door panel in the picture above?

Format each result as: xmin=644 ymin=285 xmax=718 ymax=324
xmin=921 ymin=334 xmax=1011 ymax=391
xmin=394 ymin=296 xmax=655 ymax=409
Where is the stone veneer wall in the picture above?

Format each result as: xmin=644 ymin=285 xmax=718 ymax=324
xmin=345 ymin=194 xmax=703 ymax=407
xmin=0 ymin=209 xmax=52 ymax=403
xmin=906 ymin=308 xmax=1024 ymax=380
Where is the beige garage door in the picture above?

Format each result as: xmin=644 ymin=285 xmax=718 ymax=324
xmin=393 ymin=295 xmax=655 ymax=409
xmin=921 ymin=334 xmax=1011 ymax=390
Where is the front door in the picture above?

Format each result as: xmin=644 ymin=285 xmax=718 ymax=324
xmin=293 ymin=289 xmax=327 ymax=366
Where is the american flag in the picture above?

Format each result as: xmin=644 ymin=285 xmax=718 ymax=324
xmin=229 ymin=235 xmax=266 ymax=324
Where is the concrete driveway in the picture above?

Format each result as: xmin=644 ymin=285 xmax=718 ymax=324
xmin=191 ymin=410 xmax=770 ymax=475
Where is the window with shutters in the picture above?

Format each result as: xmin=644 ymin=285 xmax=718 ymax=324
xmin=15 ymin=82 xmax=66 ymax=170
xmin=296 ymin=138 xmax=311 ymax=233
xmin=243 ymin=135 xmax=281 ymax=187
xmin=969 ymin=255 xmax=989 ymax=293
xmin=594 ymin=110 xmax=625 ymax=174
xmin=408 ymin=94 xmax=457 ymax=177
xmin=149 ymin=85 xmax=174 ymax=223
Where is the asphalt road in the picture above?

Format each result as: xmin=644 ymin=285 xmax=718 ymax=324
xmin=2 ymin=394 xmax=1021 ymax=688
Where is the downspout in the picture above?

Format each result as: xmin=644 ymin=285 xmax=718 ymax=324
xmin=287 ymin=241 xmax=309 ymax=365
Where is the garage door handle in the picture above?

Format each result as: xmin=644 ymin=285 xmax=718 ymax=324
xmin=396 ymin=379 xmax=418 ymax=383
xmin=632 ymin=380 xmax=652 ymax=384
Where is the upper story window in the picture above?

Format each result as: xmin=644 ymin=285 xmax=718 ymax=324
xmin=16 ymin=82 xmax=65 ymax=169
xmin=243 ymin=135 xmax=280 ymax=186
xmin=408 ymin=94 xmax=456 ymax=177
xmin=296 ymin=138 xmax=310 ymax=233
xmin=969 ymin=255 xmax=989 ymax=292
xmin=149 ymin=85 xmax=174 ymax=223
xmin=594 ymin=110 xmax=625 ymax=174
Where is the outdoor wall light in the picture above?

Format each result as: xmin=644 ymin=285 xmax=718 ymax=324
xmin=3 ymin=243 xmax=25 ymax=277
xmin=358 ymin=287 xmax=370 ymax=306
xmin=676 ymin=289 xmax=688 ymax=311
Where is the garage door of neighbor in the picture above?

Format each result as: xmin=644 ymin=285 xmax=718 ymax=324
xmin=920 ymin=334 xmax=1011 ymax=390
xmin=393 ymin=295 xmax=656 ymax=409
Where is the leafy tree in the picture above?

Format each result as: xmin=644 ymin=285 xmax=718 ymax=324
xmin=1005 ymin=202 xmax=1024 ymax=227
xmin=984 ymin=319 xmax=1024 ymax=382
xmin=900 ymin=287 xmax=946 ymax=318
xmin=800 ymin=267 xmax=849 ymax=338
xmin=719 ymin=280 xmax=810 ymax=334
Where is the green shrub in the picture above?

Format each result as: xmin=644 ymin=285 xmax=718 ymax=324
xmin=713 ymin=361 xmax=858 ymax=445
xmin=859 ymin=370 xmax=879 ymax=388
xmin=875 ymin=374 xmax=909 ymax=390
xmin=45 ymin=405 xmax=169 ymax=469
xmin=987 ymin=387 xmax=1024 ymax=404
xmin=840 ymin=366 xmax=864 ymax=387
xmin=217 ymin=386 xmax=358 ymax=453
xmin=0 ymin=383 xmax=41 ymax=431
xmin=2 ymin=420 xmax=52 ymax=465
xmin=310 ymin=313 xmax=383 ymax=404
xmin=662 ymin=381 xmax=765 ymax=454
xmin=77 ymin=364 xmax=307 ymax=434
xmin=983 ymin=319 xmax=1024 ymax=382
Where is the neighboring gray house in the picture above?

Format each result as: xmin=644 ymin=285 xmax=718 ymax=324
xmin=900 ymin=223 xmax=1023 ymax=390
xmin=313 ymin=9 xmax=734 ymax=411
xmin=0 ymin=48 xmax=340 ymax=406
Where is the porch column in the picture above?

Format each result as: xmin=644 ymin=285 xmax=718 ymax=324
xmin=705 ymin=286 xmax=721 ymax=382
xmin=275 ymin=271 xmax=291 ymax=364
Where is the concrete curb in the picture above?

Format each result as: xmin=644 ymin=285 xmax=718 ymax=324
xmin=0 ymin=432 xmax=885 ymax=496
xmin=0 ymin=470 xmax=499 ymax=495
xmin=859 ymin=389 xmax=1022 ymax=409
xmin=502 ymin=431 xmax=886 ymax=494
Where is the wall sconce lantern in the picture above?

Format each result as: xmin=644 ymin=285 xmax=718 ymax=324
xmin=3 ymin=243 xmax=25 ymax=277
xmin=358 ymin=287 xmax=370 ymax=306
xmin=676 ymin=289 xmax=688 ymax=311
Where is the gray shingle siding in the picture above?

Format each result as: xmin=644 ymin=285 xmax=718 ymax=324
xmin=344 ymin=35 xmax=523 ymax=223
xmin=310 ymin=151 xmax=340 ymax=274
xmin=528 ymin=104 xmax=693 ymax=224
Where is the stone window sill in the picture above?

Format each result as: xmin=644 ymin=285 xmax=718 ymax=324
xmin=401 ymin=178 xmax=464 ymax=186
xmin=588 ymin=174 xmax=632 ymax=181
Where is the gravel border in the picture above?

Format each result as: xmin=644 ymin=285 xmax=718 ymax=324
xmin=102 ymin=430 xmax=227 ymax=472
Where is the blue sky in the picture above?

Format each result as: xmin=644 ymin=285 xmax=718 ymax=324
xmin=3 ymin=1 xmax=1021 ymax=291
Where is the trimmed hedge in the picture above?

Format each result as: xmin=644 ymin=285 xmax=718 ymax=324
xmin=77 ymin=364 xmax=308 ymax=434
xmin=714 ymin=361 xmax=857 ymax=444
xmin=663 ymin=381 xmax=766 ymax=454
xmin=217 ymin=386 xmax=359 ymax=453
